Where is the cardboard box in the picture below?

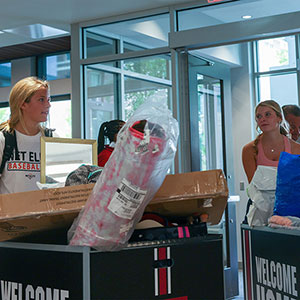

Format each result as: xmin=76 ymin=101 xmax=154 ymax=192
xmin=0 ymin=169 xmax=228 ymax=242
xmin=0 ymin=184 xmax=94 ymax=242
xmin=146 ymin=169 xmax=228 ymax=225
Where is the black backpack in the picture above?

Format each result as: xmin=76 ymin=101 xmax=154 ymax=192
xmin=0 ymin=128 xmax=54 ymax=175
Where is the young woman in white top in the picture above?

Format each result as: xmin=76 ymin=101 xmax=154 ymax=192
xmin=0 ymin=77 xmax=51 ymax=194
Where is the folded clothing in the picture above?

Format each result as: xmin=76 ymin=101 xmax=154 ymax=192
xmin=268 ymin=215 xmax=300 ymax=230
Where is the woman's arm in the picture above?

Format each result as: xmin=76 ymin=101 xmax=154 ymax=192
xmin=242 ymin=141 xmax=257 ymax=183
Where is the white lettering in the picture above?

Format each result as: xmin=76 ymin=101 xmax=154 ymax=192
xmin=277 ymin=263 xmax=283 ymax=291
xmin=266 ymin=260 xmax=272 ymax=287
xmin=1 ymin=281 xmax=70 ymax=300
xmin=255 ymin=257 xmax=298 ymax=300
xmin=1 ymin=281 xmax=11 ymax=300
xmin=291 ymin=266 xmax=297 ymax=297
xmin=283 ymin=264 xmax=291 ymax=294
xmin=11 ymin=282 xmax=17 ymax=300
xmin=46 ymin=288 xmax=59 ymax=300
xmin=35 ymin=286 xmax=45 ymax=300
xmin=263 ymin=258 xmax=267 ymax=285
xmin=266 ymin=289 xmax=275 ymax=300
xmin=60 ymin=290 xmax=69 ymax=300
xmin=261 ymin=285 xmax=265 ymax=300
xmin=18 ymin=283 xmax=22 ymax=299
xmin=256 ymin=257 xmax=263 ymax=284
xmin=25 ymin=285 xmax=34 ymax=300
xmin=271 ymin=261 xmax=276 ymax=289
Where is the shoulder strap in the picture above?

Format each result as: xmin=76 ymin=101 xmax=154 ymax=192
xmin=0 ymin=128 xmax=55 ymax=174
xmin=44 ymin=128 xmax=55 ymax=137
xmin=0 ymin=130 xmax=17 ymax=175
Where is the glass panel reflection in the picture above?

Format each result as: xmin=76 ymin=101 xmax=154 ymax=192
xmin=0 ymin=62 xmax=11 ymax=87
xmin=123 ymin=55 xmax=171 ymax=80
xmin=85 ymin=66 xmax=116 ymax=139
xmin=124 ymin=76 xmax=171 ymax=119
xmin=83 ymin=14 xmax=169 ymax=58
xmin=46 ymin=53 xmax=70 ymax=80
xmin=257 ymin=73 xmax=298 ymax=106
xmin=256 ymin=36 xmax=296 ymax=72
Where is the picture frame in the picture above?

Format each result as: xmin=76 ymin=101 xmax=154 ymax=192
xmin=40 ymin=136 xmax=97 ymax=184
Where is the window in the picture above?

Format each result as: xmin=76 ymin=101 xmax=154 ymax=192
xmin=256 ymin=36 xmax=296 ymax=72
xmin=84 ymin=54 xmax=172 ymax=139
xmin=254 ymin=35 xmax=299 ymax=106
xmin=0 ymin=103 xmax=10 ymax=123
xmin=46 ymin=53 xmax=70 ymax=80
xmin=124 ymin=76 xmax=171 ymax=120
xmin=85 ymin=67 xmax=116 ymax=140
xmin=45 ymin=95 xmax=72 ymax=138
xmin=0 ymin=62 xmax=11 ymax=87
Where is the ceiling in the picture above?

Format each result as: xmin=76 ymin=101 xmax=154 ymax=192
xmin=0 ymin=0 xmax=300 ymax=60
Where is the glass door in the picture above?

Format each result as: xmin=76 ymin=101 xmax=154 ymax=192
xmin=188 ymin=53 xmax=238 ymax=299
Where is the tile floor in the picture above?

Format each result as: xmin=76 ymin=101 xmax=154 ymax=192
xmin=231 ymin=269 xmax=244 ymax=300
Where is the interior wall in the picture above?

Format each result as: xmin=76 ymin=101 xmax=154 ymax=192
xmin=0 ymin=57 xmax=36 ymax=102
xmin=198 ymin=44 xmax=242 ymax=67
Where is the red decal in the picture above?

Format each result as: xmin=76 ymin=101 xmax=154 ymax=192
xmin=159 ymin=247 xmax=166 ymax=260
xmin=165 ymin=297 xmax=188 ymax=300
xmin=159 ymin=247 xmax=167 ymax=295
xmin=159 ymin=267 xmax=167 ymax=295
xmin=8 ymin=162 xmax=40 ymax=171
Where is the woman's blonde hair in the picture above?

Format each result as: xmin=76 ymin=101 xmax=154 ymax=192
xmin=0 ymin=77 xmax=49 ymax=133
xmin=253 ymin=99 xmax=289 ymax=155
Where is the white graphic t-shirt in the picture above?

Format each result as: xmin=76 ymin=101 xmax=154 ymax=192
xmin=0 ymin=130 xmax=42 ymax=194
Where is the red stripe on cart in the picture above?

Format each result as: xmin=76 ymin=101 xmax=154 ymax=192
xmin=165 ymin=297 xmax=188 ymax=300
xmin=159 ymin=247 xmax=167 ymax=295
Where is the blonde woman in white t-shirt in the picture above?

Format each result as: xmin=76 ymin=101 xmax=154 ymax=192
xmin=0 ymin=77 xmax=51 ymax=194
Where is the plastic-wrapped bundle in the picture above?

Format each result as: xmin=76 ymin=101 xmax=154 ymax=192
xmin=68 ymin=99 xmax=179 ymax=251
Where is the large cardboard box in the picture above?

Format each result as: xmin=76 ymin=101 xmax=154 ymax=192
xmin=0 ymin=184 xmax=94 ymax=242
xmin=146 ymin=169 xmax=228 ymax=225
xmin=0 ymin=169 xmax=228 ymax=242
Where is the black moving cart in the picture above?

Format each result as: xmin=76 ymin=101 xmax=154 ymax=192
xmin=241 ymin=224 xmax=300 ymax=300
xmin=0 ymin=231 xmax=225 ymax=300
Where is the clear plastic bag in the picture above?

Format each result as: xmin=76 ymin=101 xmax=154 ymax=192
xmin=247 ymin=165 xmax=277 ymax=226
xmin=68 ymin=99 xmax=179 ymax=251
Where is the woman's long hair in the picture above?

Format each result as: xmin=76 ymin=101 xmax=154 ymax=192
xmin=0 ymin=77 xmax=49 ymax=134
xmin=97 ymin=119 xmax=125 ymax=154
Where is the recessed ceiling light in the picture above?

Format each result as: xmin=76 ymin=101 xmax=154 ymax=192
xmin=242 ymin=15 xmax=252 ymax=20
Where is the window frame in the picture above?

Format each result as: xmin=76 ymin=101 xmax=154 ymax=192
xmin=252 ymin=35 xmax=300 ymax=106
